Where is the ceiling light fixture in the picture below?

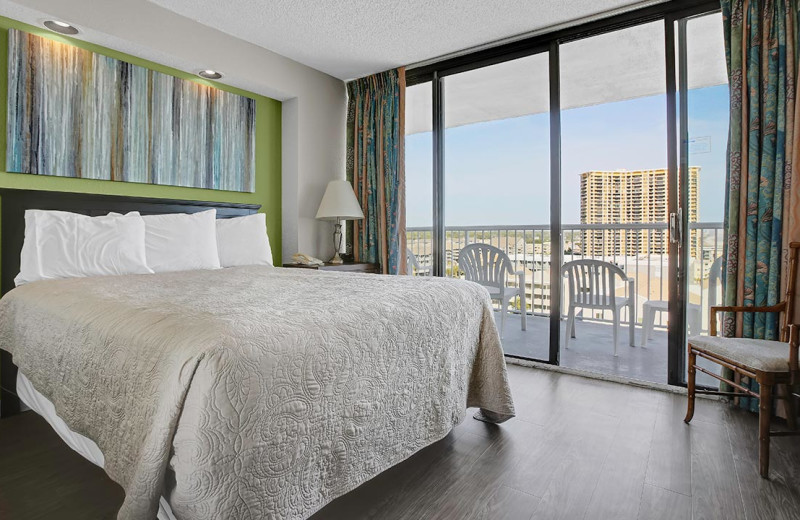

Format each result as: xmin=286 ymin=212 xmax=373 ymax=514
xmin=43 ymin=20 xmax=79 ymax=35
xmin=198 ymin=70 xmax=223 ymax=80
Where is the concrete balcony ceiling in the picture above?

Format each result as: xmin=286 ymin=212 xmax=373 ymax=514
xmin=406 ymin=14 xmax=727 ymax=135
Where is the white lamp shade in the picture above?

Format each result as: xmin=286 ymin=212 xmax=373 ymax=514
xmin=316 ymin=180 xmax=365 ymax=221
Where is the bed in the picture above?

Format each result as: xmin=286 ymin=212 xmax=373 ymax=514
xmin=0 ymin=189 xmax=515 ymax=520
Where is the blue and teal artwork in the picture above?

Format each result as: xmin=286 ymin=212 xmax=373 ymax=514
xmin=6 ymin=29 xmax=256 ymax=192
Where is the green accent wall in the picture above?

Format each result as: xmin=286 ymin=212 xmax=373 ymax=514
xmin=0 ymin=16 xmax=282 ymax=262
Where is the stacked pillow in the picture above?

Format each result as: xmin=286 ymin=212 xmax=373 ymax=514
xmin=142 ymin=210 xmax=221 ymax=273
xmin=15 ymin=209 xmax=273 ymax=286
xmin=215 ymin=213 xmax=273 ymax=268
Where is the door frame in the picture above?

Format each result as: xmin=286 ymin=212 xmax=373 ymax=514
xmin=665 ymin=14 xmax=687 ymax=386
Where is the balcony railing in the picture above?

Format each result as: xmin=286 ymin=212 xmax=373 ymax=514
xmin=406 ymin=222 xmax=724 ymax=333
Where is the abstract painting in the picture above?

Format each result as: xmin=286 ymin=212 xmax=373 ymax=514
xmin=6 ymin=29 xmax=256 ymax=192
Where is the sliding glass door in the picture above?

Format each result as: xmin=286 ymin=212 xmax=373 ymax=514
xmin=559 ymin=21 xmax=670 ymax=383
xmin=442 ymin=52 xmax=552 ymax=361
xmin=403 ymin=0 xmax=725 ymax=385
xmin=676 ymin=11 xmax=730 ymax=386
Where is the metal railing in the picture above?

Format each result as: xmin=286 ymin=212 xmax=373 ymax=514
xmin=406 ymin=222 xmax=724 ymax=332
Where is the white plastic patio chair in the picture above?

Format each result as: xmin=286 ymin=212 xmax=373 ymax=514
xmin=458 ymin=243 xmax=527 ymax=337
xmin=640 ymin=256 xmax=723 ymax=346
xmin=706 ymin=255 xmax=724 ymax=309
xmin=562 ymin=259 xmax=635 ymax=356
xmin=406 ymin=249 xmax=432 ymax=276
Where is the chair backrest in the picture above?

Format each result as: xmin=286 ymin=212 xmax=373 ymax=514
xmin=562 ymin=259 xmax=626 ymax=310
xmin=783 ymin=242 xmax=800 ymax=341
xmin=458 ymin=243 xmax=513 ymax=289
xmin=406 ymin=248 xmax=423 ymax=276
xmin=707 ymin=256 xmax=724 ymax=309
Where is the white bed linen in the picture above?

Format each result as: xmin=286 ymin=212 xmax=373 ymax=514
xmin=15 ymin=210 xmax=152 ymax=286
xmin=3 ymin=266 xmax=515 ymax=519
xmin=215 ymin=213 xmax=272 ymax=267
xmin=16 ymin=371 xmax=177 ymax=520
xmin=143 ymin=210 xmax=220 ymax=273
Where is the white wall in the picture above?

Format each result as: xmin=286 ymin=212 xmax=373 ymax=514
xmin=0 ymin=0 xmax=347 ymax=263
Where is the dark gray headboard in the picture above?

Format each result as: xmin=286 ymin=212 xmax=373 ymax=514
xmin=0 ymin=188 xmax=260 ymax=417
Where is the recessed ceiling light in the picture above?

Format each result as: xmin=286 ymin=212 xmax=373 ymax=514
xmin=198 ymin=70 xmax=223 ymax=80
xmin=43 ymin=20 xmax=79 ymax=35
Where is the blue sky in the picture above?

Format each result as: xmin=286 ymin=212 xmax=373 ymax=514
xmin=406 ymin=84 xmax=729 ymax=227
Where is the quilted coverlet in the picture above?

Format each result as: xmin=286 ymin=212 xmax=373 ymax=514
xmin=0 ymin=266 xmax=515 ymax=519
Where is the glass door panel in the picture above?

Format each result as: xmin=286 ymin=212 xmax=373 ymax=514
xmin=405 ymin=82 xmax=434 ymax=275
xmin=682 ymin=12 xmax=729 ymax=386
xmin=442 ymin=53 xmax=552 ymax=362
xmin=559 ymin=21 xmax=670 ymax=383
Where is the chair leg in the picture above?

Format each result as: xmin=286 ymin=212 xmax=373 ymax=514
xmin=641 ymin=305 xmax=650 ymax=346
xmin=685 ymin=347 xmax=696 ymax=423
xmin=612 ymin=308 xmax=619 ymax=356
xmin=571 ymin=311 xmax=576 ymax=338
xmin=564 ymin=307 xmax=575 ymax=349
xmin=628 ymin=301 xmax=635 ymax=347
xmin=520 ymin=293 xmax=527 ymax=331
xmin=499 ymin=298 xmax=506 ymax=339
xmin=759 ymin=383 xmax=773 ymax=479
xmin=779 ymin=384 xmax=798 ymax=431
xmin=688 ymin=307 xmax=702 ymax=337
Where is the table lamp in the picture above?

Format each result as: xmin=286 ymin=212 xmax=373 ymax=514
xmin=316 ymin=180 xmax=364 ymax=264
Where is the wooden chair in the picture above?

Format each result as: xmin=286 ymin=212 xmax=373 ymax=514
xmin=562 ymin=259 xmax=635 ymax=356
xmin=458 ymin=243 xmax=527 ymax=337
xmin=685 ymin=242 xmax=800 ymax=478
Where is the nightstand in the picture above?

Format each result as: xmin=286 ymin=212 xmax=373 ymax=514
xmin=282 ymin=262 xmax=379 ymax=274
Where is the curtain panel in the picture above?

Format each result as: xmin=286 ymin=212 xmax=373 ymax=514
xmin=721 ymin=0 xmax=800 ymax=410
xmin=346 ymin=68 xmax=406 ymax=275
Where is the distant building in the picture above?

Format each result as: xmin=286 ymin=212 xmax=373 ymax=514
xmin=580 ymin=168 xmax=699 ymax=256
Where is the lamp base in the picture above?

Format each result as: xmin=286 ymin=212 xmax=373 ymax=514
xmin=330 ymin=221 xmax=344 ymax=264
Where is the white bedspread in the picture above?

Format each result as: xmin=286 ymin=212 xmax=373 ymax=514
xmin=1 ymin=266 xmax=515 ymax=519
xmin=16 ymin=371 xmax=177 ymax=520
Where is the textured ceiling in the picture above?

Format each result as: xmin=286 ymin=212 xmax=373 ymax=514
xmin=0 ymin=0 xmax=344 ymax=101
xmin=149 ymin=0 xmax=665 ymax=80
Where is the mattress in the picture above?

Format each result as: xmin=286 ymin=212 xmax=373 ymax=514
xmin=17 ymin=371 xmax=177 ymax=520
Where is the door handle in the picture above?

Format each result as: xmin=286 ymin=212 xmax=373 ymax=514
xmin=669 ymin=209 xmax=683 ymax=245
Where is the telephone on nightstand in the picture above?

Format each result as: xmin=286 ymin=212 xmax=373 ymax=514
xmin=292 ymin=253 xmax=324 ymax=266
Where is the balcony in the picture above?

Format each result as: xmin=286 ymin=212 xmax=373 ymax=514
xmin=407 ymin=222 xmax=724 ymax=386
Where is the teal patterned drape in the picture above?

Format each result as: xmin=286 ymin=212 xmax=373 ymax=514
xmin=721 ymin=0 xmax=800 ymax=411
xmin=346 ymin=68 xmax=406 ymax=275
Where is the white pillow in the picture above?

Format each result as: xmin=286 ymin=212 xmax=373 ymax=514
xmin=143 ymin=210 xmax=221 ymax=273
xmin=15 ymin=210 xmax=152 ymax=286
xmin=215 ymin=213 xmax=273 ymax=267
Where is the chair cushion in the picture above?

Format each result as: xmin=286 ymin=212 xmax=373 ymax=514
xmin=688 ymin=336 xmax=792 ymax=372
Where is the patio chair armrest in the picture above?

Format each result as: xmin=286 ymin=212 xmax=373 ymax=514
xmin=514 ymin=270 xmax=525 ymax=285
xmin=708 ymin=303 xmax=788 ymax=336
xmin=626 ymin=278 xmax=634 ymax=297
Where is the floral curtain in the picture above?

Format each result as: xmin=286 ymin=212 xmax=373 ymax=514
xmin=346 ymin=68 xmax=406 ymax=275
xmin=720 ymin=0 xmax=800 ymax=411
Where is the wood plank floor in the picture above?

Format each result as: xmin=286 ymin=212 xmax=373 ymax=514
xmin=1 ymin=364 xmax=799 ymax=520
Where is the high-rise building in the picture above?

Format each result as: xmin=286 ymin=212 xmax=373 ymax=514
xmin=579 ymin=168 xmax=699 ymax=256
